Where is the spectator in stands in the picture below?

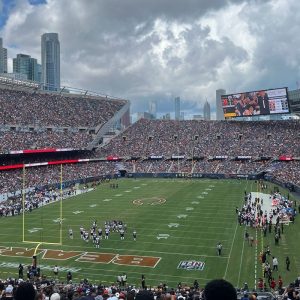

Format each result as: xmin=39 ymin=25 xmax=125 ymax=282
xmin=204 ymin=279 xmax=237 ymax=300
xmin=15 ymin=282 xmax=36 ymax=300
xmin=0 ymin=87 xmax=126 ymax=153
xmin=1 ymin=285 xmax=14 ymax=300
xmin=135 ymin=290 xmax=154 ymax=300
xmin=50 ymin=293 xmax=61 ymax=300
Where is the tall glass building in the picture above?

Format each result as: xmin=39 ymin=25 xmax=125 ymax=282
xmin=41 ymin=33 xmax=60 ymax=91
xmin=203 ymin=100 xmax=211 ymax=120
xmin=0 ymin=38 xmax=8 ymax=74
xmin=216 ymin=89 xmax=226 ymax=120
xmin=13 ymin=54 xmax=40 ymax=81
xmin=174 ymin=97 xmax=181 ymax=121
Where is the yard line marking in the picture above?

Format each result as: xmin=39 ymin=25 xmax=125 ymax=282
xmin=17 ymin=242 xmax=230 ymax=259
xmin=168 ymin=223 xmax=180 ymax=228
xmin=237 ymin=228 xmax=246 ymax=287
xmin=254 ymin=228 xmax=258 ymax=289
xmin=48 ymin=263 xmax=206 ymax=280
xmin=224 ymin=221 xmax=238 ymax=279
xmin=0 ymin=229 xmax=234 ymax=238
xmin=185 ymin=207 xmax=194 ymax=211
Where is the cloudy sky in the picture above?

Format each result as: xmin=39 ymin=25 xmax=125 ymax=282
xmin=0 ymin=0 xmax=300 ymax=118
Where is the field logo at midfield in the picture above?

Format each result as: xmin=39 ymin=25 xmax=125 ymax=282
xmin=133 ymin=197 xmax=166 ymax=206
xmin=177 ymin=260 xmax=205 ymax=271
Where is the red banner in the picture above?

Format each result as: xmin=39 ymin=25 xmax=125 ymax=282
xmin=8 ymin=148 xmax=76 ymax=155
xmin=279 ymin=155 xmax=293 ymax=161
xmin=107 ymin=155 xmax=120 ymax=161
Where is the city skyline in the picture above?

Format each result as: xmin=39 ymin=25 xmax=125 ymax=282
xmin=1 ymin=34 xmax=59 ymax=88
xmin=0 ymin=1 xmax=300 ymax=117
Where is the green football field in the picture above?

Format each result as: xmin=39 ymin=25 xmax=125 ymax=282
xmin=0 ymin=178 xmax=299 ymax=289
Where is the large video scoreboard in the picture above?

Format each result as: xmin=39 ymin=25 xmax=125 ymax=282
xmin=221 ymin=87 xmax=290 ymax=119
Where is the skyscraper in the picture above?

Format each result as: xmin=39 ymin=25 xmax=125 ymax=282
xmin=41 ymin=33 xmax=60 ymax=90
xmin=149 ymin=100 xmax=157 ymax=119
xmin=36 ymin=63 xmax=42 ymax=83
xmin=216 ymin=89 xmax=226 ymax=120
xmin=13 ymin=54 xmax=40 ymax=81
xmin=174 ymin=97 xmax=180 ymax=120
xmin=203 ymin=100 xmax=211 ymax=120
xmin=0 ymin=38 xmax=7 ymax=74
xmin=2 ymin=48 xmax=7 ymax=73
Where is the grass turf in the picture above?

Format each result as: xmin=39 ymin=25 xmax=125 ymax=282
xmin=0 ymin=178 xmax=299 ymax=289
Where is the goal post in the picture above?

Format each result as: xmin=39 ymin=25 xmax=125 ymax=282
xmin=22 ymin=164 xmax=63 ymax=246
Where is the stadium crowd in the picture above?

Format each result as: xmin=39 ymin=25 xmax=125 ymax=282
xmin=0 ymin=88 xmax=125 ymax=128
xmin=0 ymin=159 xmax=299 ymax=195
xmin=270 ymin=162 xmax=300 ymax=187
xmin=0 ymin=87 xmax=127 ymax=151
xmin=0 ymin=90 xmax=298 ymax=193
xmin=0 ymin=185 xmax=78 ymax=217
xmin=0 ymin=275 xmax=299 ymax=300
xmin=0 ymin=162 xmax=115 ymax=194
xmin=0 ymin=131 xmax=93 ymax=153
xmin=101 ymin=119 xmax=300 ymax=157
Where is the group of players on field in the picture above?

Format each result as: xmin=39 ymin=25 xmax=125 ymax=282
xmin=68 ymin=220 xmax=137 ymax=248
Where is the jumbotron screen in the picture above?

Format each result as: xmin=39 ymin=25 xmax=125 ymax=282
xmin=221 ymin=87 xmax=290 ymax=118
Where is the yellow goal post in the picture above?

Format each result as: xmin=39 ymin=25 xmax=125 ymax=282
xmin=22 ymin=164 xmax=63 ymax=248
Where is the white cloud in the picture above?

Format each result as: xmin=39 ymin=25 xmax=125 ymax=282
xmin=0 ymin=0 xmax=299 ymax=118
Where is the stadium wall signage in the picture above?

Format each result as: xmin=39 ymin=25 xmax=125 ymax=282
xmin=106 ymin=155 xmax=120 ymax=161
xmin=9 ymin=148 xmax=76 ymax=155
xmin=236 ymin=156 xmax=252 ymax=159
xmin=0 ymin=159 xmax=101 ymax=171
xmin=279 ymin=155 xmax=293 ymax=161
xmin=171 ymin=155 xmax=185 ymax=159
xmin=0 ymin=247 xmax=161 ymax=268
xmin=177 ymin=260 xmax=205 ymax=271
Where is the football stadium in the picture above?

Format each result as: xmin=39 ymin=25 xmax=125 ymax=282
xmin=0 ymin=2 xmax=300 ymax=300
xmin=0 ymin=79 xmax=299 ymax=299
